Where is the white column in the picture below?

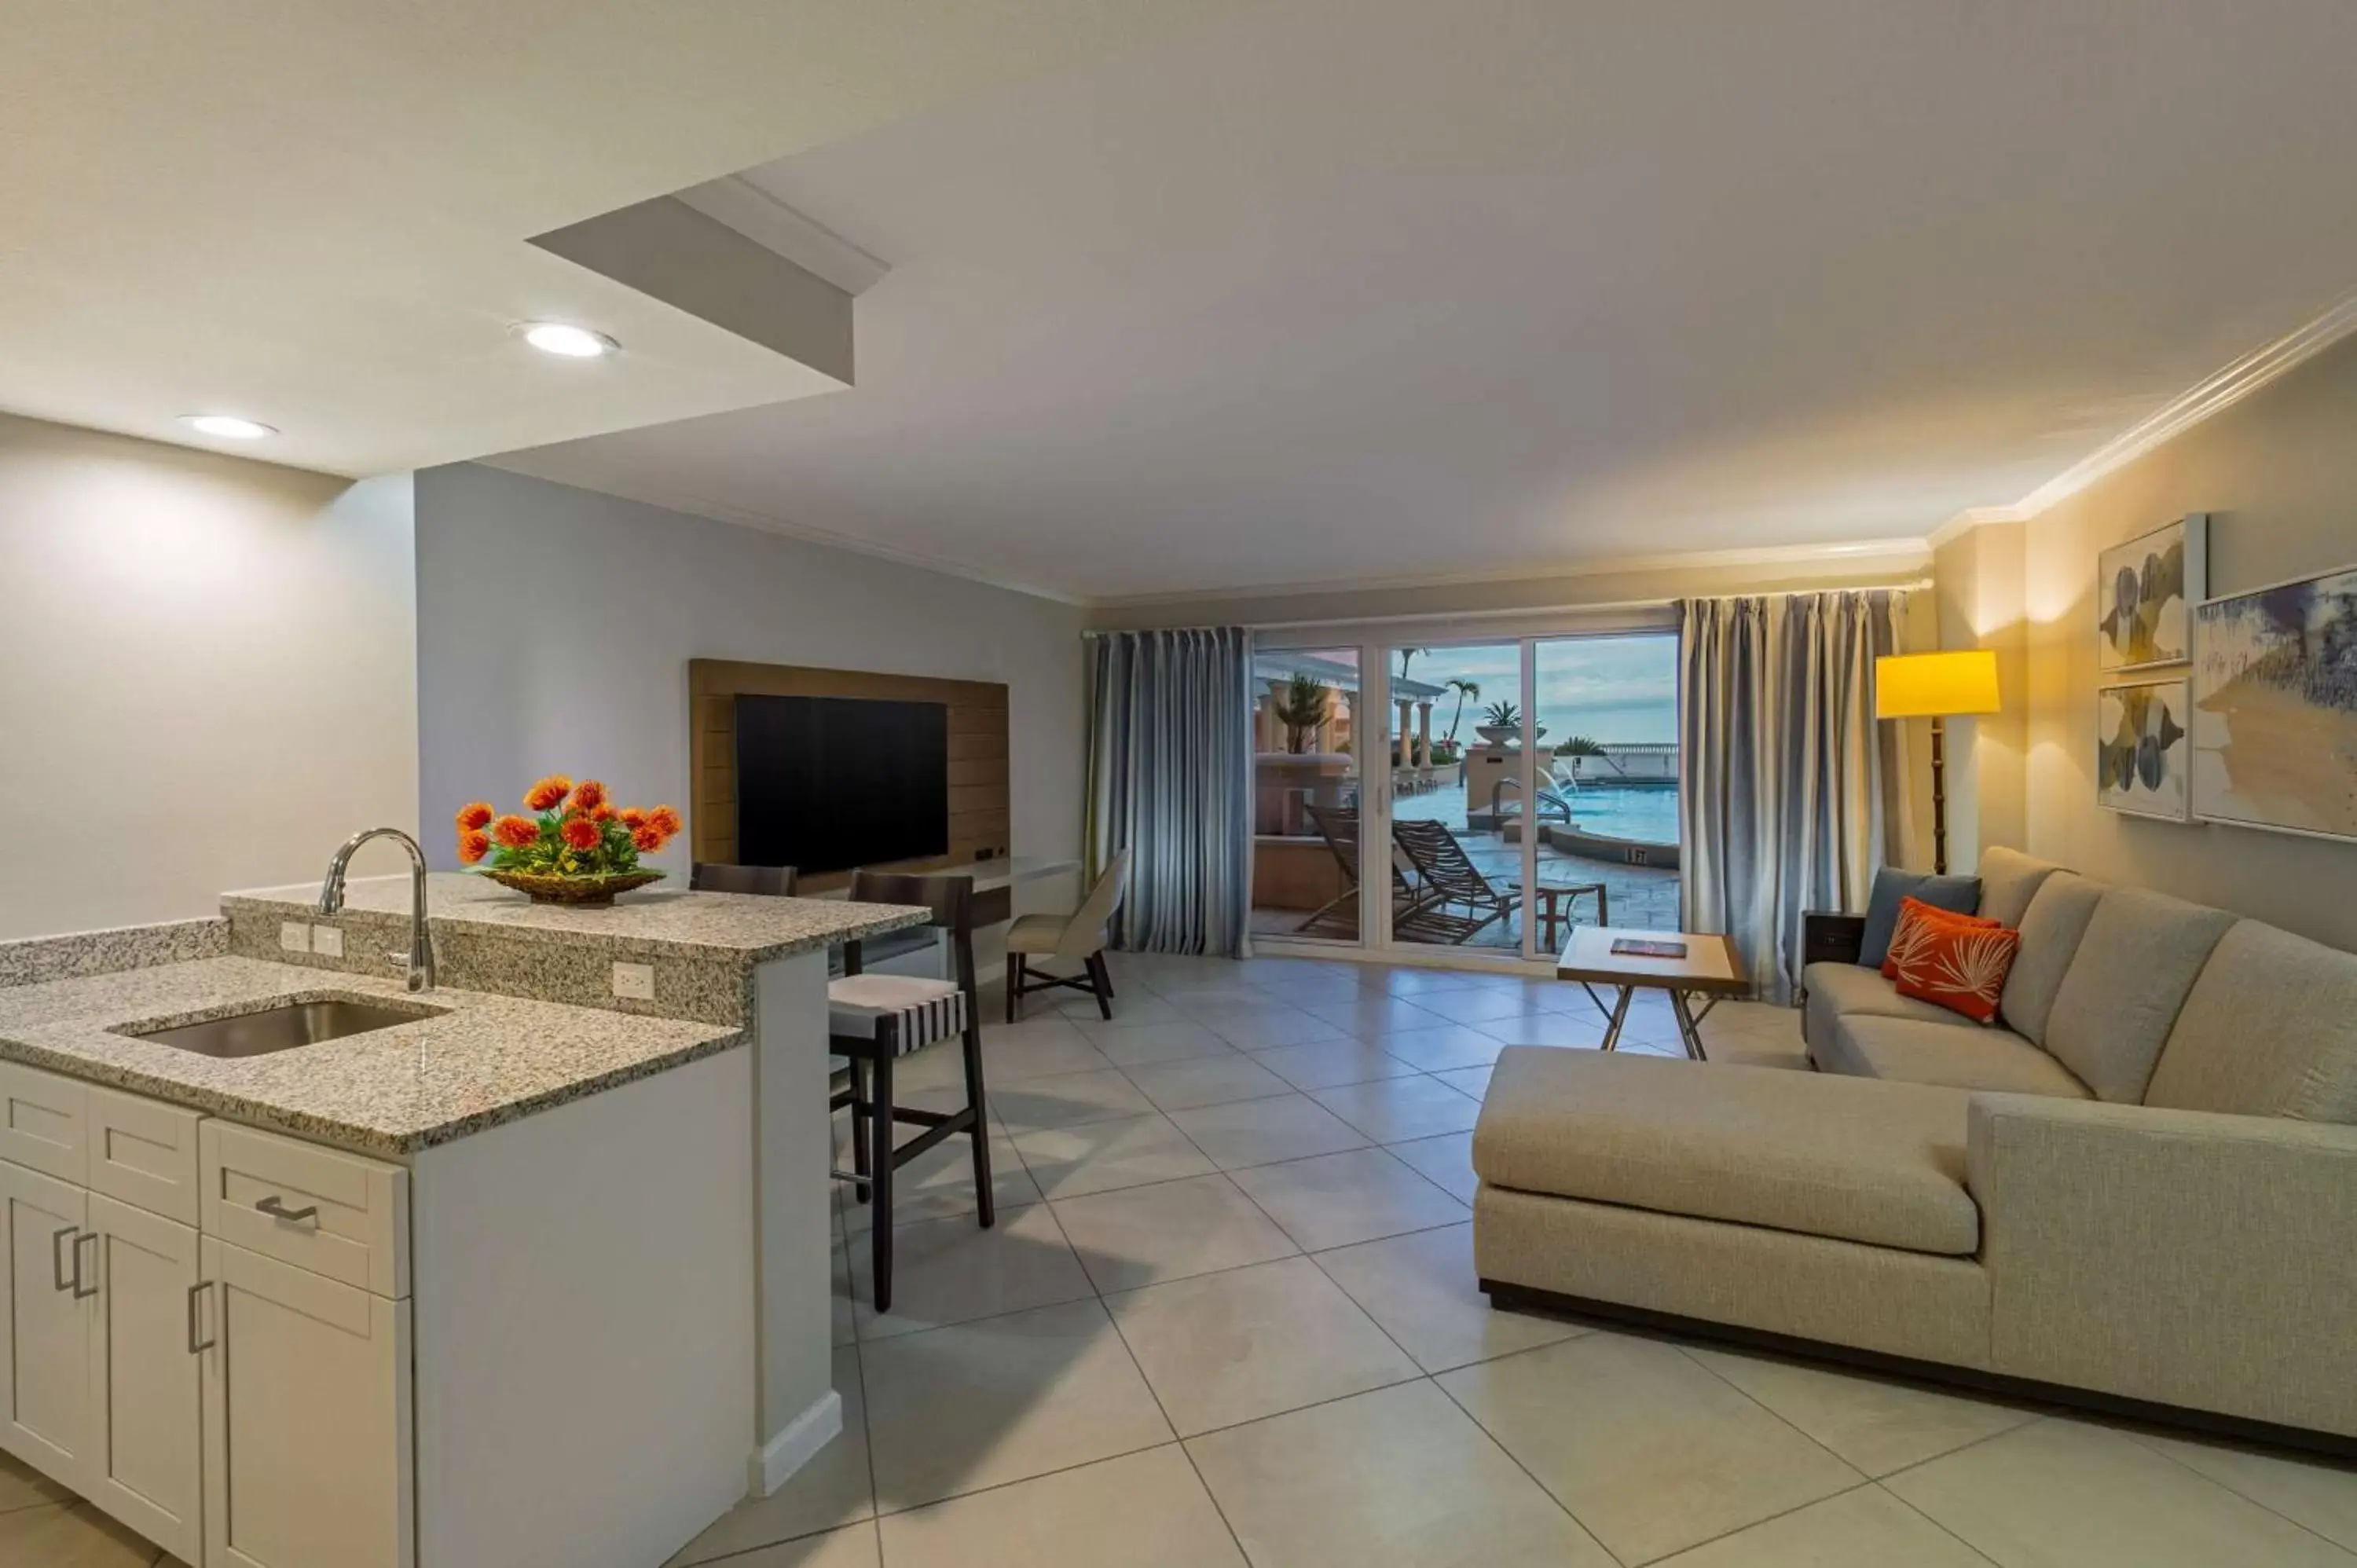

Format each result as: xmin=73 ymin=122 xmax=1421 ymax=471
xmin=1395 ymin=699 xmax=1413 ymax=768
xmin=1416 ymin=702 xmax=1432 ymax=767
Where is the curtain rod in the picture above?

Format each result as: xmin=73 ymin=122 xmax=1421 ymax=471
xmin=1083 ymin=578 xmax=1930 ymax=634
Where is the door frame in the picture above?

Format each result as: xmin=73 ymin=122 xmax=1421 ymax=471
xmin=1253 ymin=609 xmax=1679 ymax=973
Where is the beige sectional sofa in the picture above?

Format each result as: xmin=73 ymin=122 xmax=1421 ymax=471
xmin=1471 ymin=847 xmax=2357 ymax=1449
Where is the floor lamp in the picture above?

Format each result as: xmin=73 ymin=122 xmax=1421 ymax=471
xmin=1874 ymin=650 xmax=2001 ymax=876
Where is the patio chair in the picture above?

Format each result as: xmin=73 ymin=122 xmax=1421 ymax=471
xmin=1297 ymin=804 xmax=1468 ymax=941
xmin=1391 ymin=818 xmax=1523 ymax=943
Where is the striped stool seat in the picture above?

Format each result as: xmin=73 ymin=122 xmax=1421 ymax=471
xmin=828 ymin=973 xmax=966 ymax=1055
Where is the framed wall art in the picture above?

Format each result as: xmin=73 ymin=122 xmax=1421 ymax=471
xmin=2190 ymin=562 xmax=2357 ymax=844
xmin=2097 ymin=678 xmax=2192 ymax=822
xmin=2099 ymin=513 xmax=2207 ymax=672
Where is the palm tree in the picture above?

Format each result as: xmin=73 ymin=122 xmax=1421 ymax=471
xmin=1442 ymin=678 xmax=1481 ymax=743
xmin=1396 ymin=646 xmax=1427 ymax=682
xmin=1273 ymin=672 xmax=1331 ymax=754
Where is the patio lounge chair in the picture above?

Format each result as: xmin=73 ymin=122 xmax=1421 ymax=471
xmin=1297 ymin=804 xmax=1468 ymax=941
xmin=1391 ymin=817 xmax=1523 ymax=943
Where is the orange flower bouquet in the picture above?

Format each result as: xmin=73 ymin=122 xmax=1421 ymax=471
xmin=455 ymin=777 xmax=681 ymax=905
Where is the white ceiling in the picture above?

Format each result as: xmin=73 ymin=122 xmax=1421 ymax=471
xmin=492 ymin=0 xmax=2357 ymax=603
xmin=0 ymin=1 xmax=1241 ymax=475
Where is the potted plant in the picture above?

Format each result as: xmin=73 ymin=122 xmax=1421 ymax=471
xmin=1475 ymin=699 xmax=1546 ymax=746
xmin=1273 ymin=672 xmax=1332 ymax=753
xmin=455 ymin=775 xmax=681 ymax=906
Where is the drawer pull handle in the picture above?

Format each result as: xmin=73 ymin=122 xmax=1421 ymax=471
xmin=187 ymin=1281 xmax=216 ymax=1354
xmin=72 ymin=1232 xmax=98 ymax=1299
xmin=52 ymin=1225 xmax=78 ymax=1292
xmin=255 ymin=1195 xmax=320 ymax=1225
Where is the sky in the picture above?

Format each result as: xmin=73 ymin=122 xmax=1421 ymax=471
xmin=1393 ymin=635 xmax=1678 ymax=746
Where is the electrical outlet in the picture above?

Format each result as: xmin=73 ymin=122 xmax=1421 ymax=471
xmin=611 ymin=962 xmax=656 ymax=1001
xmin=279 ymin=921 xmax=311 ymax=954
xmin=310 ymin=925 xmax=345 ymax=958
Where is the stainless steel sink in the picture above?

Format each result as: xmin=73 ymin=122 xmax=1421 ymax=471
xmin=123 ymin=998 xmax=442 ymax=1059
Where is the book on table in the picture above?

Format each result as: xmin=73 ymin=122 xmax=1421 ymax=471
xmin=1610 ymin=937 xmax=1688 ymax=959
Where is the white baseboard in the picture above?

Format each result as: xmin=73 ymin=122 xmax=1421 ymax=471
xmin=749 ymin=1390 xmax=843 ymax=1497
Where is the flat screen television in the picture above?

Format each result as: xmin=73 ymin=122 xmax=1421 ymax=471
xmin=734 ymin=694 xmax=949 ymax=875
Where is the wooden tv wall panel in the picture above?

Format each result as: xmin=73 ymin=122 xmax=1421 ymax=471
xmin=688 ymin=659 xmax=1010 ymax=893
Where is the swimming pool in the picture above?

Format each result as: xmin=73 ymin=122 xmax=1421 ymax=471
xmin=1560 ymin=786 xmax=1679 ymax=844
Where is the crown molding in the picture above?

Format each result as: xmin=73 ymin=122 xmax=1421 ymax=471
xmin=2012 ymin=285 xmax=2357 ymax=518
xmin=673 ymin=176 xmax=891 ymax=297
xmin=1931 ymin=284 xmax=2357 ymax=550
xmin=1085 ymin=536 xmax=1933 ymax=613
xmin=1923 ymin=505 xmax=2026 ymax=552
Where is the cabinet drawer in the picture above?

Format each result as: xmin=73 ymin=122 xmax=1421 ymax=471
xmin=0 ymin=1061 xmax=87 ymax=1185
xmin=200 ymin=1123 xmax=408 ymax=1299
xmin=86 ymin=1087 xmax=203 ymax=1228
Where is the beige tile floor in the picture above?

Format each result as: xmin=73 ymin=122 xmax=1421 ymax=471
xmin=13 ymin=951 xmax=2355 ymax=1568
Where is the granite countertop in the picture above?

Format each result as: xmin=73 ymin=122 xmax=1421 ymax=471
xmin=0 ymin=956 xmax=741 ymax=1157
xmin=222 ymin=873 xmax=932 ymax=963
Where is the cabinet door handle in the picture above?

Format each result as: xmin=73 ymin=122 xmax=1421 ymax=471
xmin=187 ymin=1281 xmax=216 ymax=1354
xmin=255 ymin=1195 xmax=319 ymax=1225
xmin=71 ymin=1231 xmax=98 ymax=1299
xmin=51 ymin=1225 xmax=79 ymax=1292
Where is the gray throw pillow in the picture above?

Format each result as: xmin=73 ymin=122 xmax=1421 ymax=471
xmin=1857 ymin=869 xmax=1982 ymax=969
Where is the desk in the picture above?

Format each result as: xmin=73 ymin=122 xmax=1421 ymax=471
xmin=1554 ymin=924 xmax=1745 ymax=1059
xmin=922 ymin=857 xmax=1080 ymax=980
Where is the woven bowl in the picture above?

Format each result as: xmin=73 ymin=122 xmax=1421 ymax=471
xmin=478 ymin=869 xmax=665 ymax=907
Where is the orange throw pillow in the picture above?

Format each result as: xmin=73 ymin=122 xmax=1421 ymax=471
xmin=1891 ymin=919 xmax=2022 ymax=1024
xmin=1880 ymin=895 xmax=2000 ymax=979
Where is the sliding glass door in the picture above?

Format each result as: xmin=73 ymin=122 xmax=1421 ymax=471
xmin=1253 ymin=621 xmax=1681 ymax=969
xmin=1526 ymin=634 xmax=1683 ymax=952
xmin=1248 ymin=647 xmax=1365 ymax=947
xmin=1382 ymin=641 xmax=1529 ymax=954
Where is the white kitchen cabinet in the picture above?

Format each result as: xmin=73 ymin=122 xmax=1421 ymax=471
xmin=200 ymin=1235 xmax=412 ymax=1568
xmin=89 ymin=1193 xmax=203 ymax=1563
xmin=0 ymin=1158 xmax=94 ymax=1493
xmin=0 ymin=1045 xmax=756 ymax=1568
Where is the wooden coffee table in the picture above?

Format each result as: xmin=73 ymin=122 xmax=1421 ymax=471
xmin=1554 ymin=924 xmax=1745 ymax=1060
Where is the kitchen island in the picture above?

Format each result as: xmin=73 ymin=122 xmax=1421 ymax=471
xmin=0 ymin=873 xmax=928 ymax=1568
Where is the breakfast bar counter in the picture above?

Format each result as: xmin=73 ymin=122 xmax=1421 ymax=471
xmin=0 ymin=875 xmax=929 ymax=1568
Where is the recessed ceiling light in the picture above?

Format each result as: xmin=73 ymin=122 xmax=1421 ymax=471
xmin=181 ymin=415 xmax=276 ymax=440
xmin=519 ymin=322 xmax=619 ymax=358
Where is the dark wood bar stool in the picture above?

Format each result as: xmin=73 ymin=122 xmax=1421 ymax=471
xmin=691 ymin=862 xmax=800 ymax=896
xmin=828 ymin=870 xmax=991 ymax=1313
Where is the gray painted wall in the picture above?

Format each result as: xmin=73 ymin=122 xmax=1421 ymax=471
xmin=2017 ymin=332 xmax=2357 ymax=950
xmin=413 ymin=463 xmax=1087 ymax=882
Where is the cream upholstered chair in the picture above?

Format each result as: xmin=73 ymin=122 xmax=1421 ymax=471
xmin=1005 ymin=851 xmax=1131 ymax=1022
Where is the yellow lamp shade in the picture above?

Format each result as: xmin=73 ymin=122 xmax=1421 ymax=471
xmin=1875 ymin=650 xmax=2000 ymax=720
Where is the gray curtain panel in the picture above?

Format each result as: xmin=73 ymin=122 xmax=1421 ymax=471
xmin=1084 ymin=627 xmax=1255 ymax=956
xmin=1678 ymin=590 xmax=1908 ymax=1002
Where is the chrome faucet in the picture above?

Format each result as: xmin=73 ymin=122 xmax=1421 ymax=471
xmin=317 ymin=827 xmax=436 ymax=991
